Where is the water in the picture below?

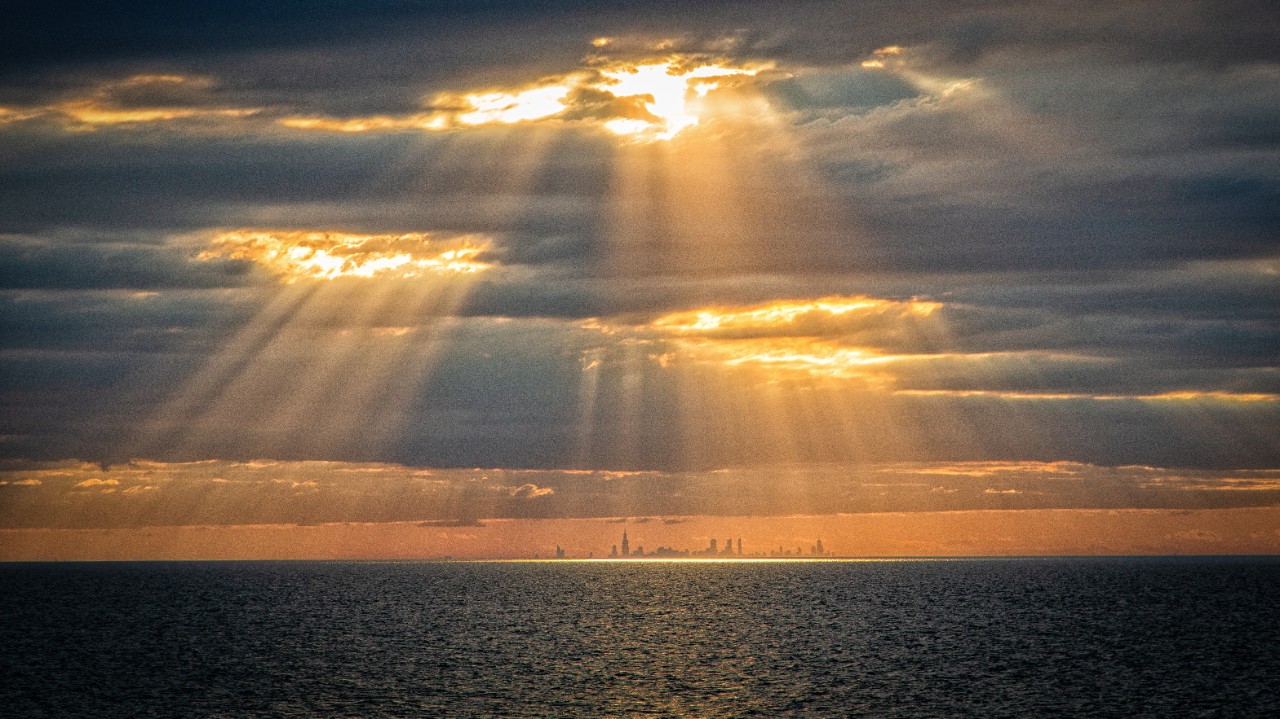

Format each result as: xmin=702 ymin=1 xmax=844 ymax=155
xmin=2 ymin=558 xmax=1277 ymax=718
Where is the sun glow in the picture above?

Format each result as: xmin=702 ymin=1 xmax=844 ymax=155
xmin=652 ymin=296 xmax=940 ymax=334
xmin=278 ymin=55 xmax=767 ymax=141
xmin=199 ymin=230 xmax=492 ymax=282
xmin=593 ymin=61 xmax=762 ymax=140
xmin=454 ymin=84 xmax=575 ymax=125
xmin=676 ymin=337 xmax=891 ymax=380
xmin=438 ymin=58 xmax=762 ymax=140
xmin=586 ymin=296 xmax=949 ymax=381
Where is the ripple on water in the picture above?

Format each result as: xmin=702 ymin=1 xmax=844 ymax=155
xmin=1 ymin=558 xmax=1278 ymax=718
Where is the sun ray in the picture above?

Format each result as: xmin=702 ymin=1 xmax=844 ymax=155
xmin=134 ymin=228 xmax=497 ymax=463
xmin=573 ymin=346 xmax=604 ymax=468
xmin=363 ymin=280 xmax=477 ymax=458
xmin=127 ymin=283 xmax=321 ymax=460
xmin=249 ymin=279 xmax=410 ymax=458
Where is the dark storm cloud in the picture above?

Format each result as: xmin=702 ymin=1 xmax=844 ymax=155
xmin=763 ymin=70 xmax=920 ymax=111
xmin=11 ymin=1 xmax=1275 ymax=74
xmin=0 ymin=287 xmax=264 ymax=354
xmin=796 ymin=90 xmax=1280 ymax=273
xmin=3 ymin=1 xmax=593 ymax=71
xmin=0 ymin=234 xmax=253 ymax=289
xmin=0 ymin=129 xmax=414 ymax=233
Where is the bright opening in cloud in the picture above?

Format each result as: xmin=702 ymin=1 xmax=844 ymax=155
xmin=279 ymin=54 xmax=767 ymax=141
xmin=440 ymin=57 xmax=764 ymax=140
xmin=593 ymin=61 xmax=762 ymax=140
xmin=677 ymin=337 xmax=890 ymax=380
xmin=603 ymin=296 xmax=947 ymax=381
xmin=652 ymin=296 xmax=940 ymax=334
xmin=455 ymin=84 xmax=575 ymax=126
xmin=199 ymin=230 xmax=493 ymax=283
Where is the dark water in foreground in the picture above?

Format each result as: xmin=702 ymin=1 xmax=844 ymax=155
xmin=2 ymin=558 xmax=1277 ymax=718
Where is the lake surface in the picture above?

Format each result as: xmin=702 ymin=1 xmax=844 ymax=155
xmin=2 ymin=557 xmax=1277 ymax=717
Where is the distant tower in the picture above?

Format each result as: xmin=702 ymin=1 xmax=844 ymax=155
xmin=622 ymin=530 xmax=630 ymax=557
xmin=710 ymin=538 xmax=718 ymax=554
xmin=816 ymin=539 xmax=825 ymax=556
xmin=724 ymin=538 xmax=732 ymax=556
xmin=611 ymin=544 xmax=618 ymax=557
xmin=737 ymin=538 xmax=742 ymax=556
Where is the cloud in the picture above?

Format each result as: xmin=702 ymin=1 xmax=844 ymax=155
xmin=3 ymin=303 xmax=1276 ymax=471
xmin=0 ymin=74 xmax=261 ymax=131
xmin=647 ymin=296 xmax=940 ymax=339
xmin=509 ymin=483 xmax=555 ymax=499
xmin=198 ymin=230 xmax=494 ymax=283
xmin=1166 ymin=529 xmax=1222 ymax=542
xmin=418 ymin=518 xmax=485 ymax=528
xmin=277 ymin=55 xmax=770 ymax=142
xmin=0 ymin=233 xmax=253 ymax=290
xmin=0 ymin=53 xmax=773 ymax=142
xmin=3 ymin=459 xmax=1280 ymax=530
xmin=73 ymin=478 xmax=119 ymax=488
xmin=764 ymin=63 xmax=920 ymax=110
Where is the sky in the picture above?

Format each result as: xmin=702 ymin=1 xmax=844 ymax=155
xmin=2 ymin=0 xmax=1278 ymax=559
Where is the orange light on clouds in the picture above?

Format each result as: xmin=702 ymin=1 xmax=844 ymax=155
xmin=278 ymin=114 xmax=449 ymax=133
xmin=199 ymin=230 xmax=493 ymax=282
xmin=862 ymin=45 xmax=906 ymax=69
xmin=0 ymin=73 xmax=263 ymax=129
xmin=674 ymin=337 xmax=889 ymax=380
xmin=453 ymin=83 xmax=576 ymax=125
xmin=594 ymin=61 xmax=763 ymax=140
xmin=278 ymin=55 xmax=767 ymax=141
xmin=652 ymin=296 xmax=940 ymax=334
xmin=632 ymin=296 xmax=942 ymax=380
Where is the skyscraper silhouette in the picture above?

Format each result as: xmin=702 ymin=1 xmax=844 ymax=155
xmin=622 ymin=530 xmax=630 ymax=557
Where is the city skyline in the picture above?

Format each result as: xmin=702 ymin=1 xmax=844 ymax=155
xmin=600 ymin=528 xmax=825 ymax=559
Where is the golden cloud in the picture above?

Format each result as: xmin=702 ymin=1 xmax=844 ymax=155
xmin=0 ymin=74 xmax=260 ymax=130
xmin=626 ymin=296 xmax=941 ymax=381
xmin=198 ymin=230 xmax=493 ymax=283
xmin=74 ymin=478 xmax=120 ymax=488
xmin=281 ymin=54 xmax=769 ymax=142
xmin=651 ymin=296 xmax=940 ymax=336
